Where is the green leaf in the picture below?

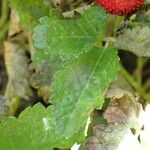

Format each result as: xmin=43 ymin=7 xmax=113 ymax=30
xmin=9 ymin=0 xmax=50 ymax=31
xmin=0 ymin=104 xmax=49 ymax=150
xmin=1 ymin=3 xmax=119 ymax=149
xmin=141 ymin=9 xmax=150 ymax=24
xmin=50 ymin=46 xmax=119 ymax=138
xmin=0 ymin=46 xmax=119 ymax=149
xmin=32 ymin=6 xmax=107 ymax=61
xmin=115 ymin=26 xmax=150 ymax=57
xmin=31 ymin=6 xmax=108 ymax=101
xmin=0 ymin=103 xmax=84 ymax=150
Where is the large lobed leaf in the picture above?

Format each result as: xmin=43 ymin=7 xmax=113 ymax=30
xmin=31 ymin=6 xmax=107 ymax=99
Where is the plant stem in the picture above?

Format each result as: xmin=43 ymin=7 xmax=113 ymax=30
xmin=0 ymin=0 xmax=9 ymax=41
xmin=134 ymin=57 xmax=144 ymax=85
xmin=105 ymin=15 xmax=117 ymax=37
xmin=0 ymin=0 xmax=9 ymax=28
xmin=143 ymin=79 xmax=150 ymax=91
xmin=120 ymin=64 xmax=150 ymax=101
xmin=0 ymin=22 xmax=9 ymax=41
xmin=105 ymin=15 xmax=125 ymax=37
xmin=9 ymin=97 xmax=21 ymax=116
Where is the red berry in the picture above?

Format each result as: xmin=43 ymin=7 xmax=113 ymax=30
xmin=95 ymin=0 xmax=144 ymax=15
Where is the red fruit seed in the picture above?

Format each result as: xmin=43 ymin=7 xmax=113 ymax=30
xmin=95 ymin=0 xmax=144 ymax=15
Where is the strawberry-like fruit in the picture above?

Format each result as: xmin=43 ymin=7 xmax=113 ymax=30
xmin=95 ymin=0 xmax=144 ymax=15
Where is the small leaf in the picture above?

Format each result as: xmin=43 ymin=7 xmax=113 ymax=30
xmin=115 ymin=26 xmax=150 ymax=57
xmin=85 ymin=123 xmax=142 ymax=150
xmin=105 ymin=76 xmax=142 ymax=125
xmin=85 ymin=123 xmax=129 ymax=150
xmin=4 ymin=42 xmax=32 ymax=100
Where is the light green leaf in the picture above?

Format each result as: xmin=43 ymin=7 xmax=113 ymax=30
xmin=115 ymin=26 xmax=150 ymax=57
xmin=50 ymin=46 xmax=119 ymax=139
xmin=32 ymin=6 xmax=107 ymax=61
xmin=0 ymin=104 xmax=50 ymax=150
xmin=31 ymin=6 xmax=108 ymax=102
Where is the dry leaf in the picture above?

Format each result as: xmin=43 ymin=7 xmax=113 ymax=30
xmin=4 ymin=41 xmax=32 ymax=100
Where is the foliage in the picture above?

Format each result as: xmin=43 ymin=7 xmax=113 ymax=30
xmin=0 ymin=0 xmax=150 ymax=150
xmin=115 ymin=26 xmax=150 ymax=57
xmin=32 ymin=7 xmax=107 ymax=61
